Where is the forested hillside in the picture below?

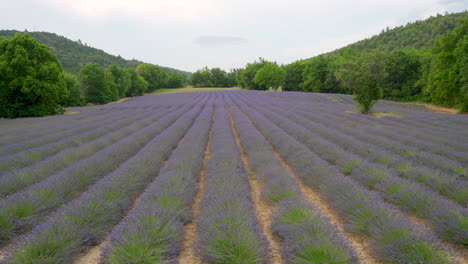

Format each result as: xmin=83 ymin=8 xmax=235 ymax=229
xmin=0 ymin=30 xmax=190 ymax=76
xmin=234 ymin=11 xmax=467 ymax=112
xmin=336 ymin=11 xmax=467 ymax=52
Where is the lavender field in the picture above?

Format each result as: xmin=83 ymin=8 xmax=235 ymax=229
xmin=0 ymin=91 xmax=466 ymax=264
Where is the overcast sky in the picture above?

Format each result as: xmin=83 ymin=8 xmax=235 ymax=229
xmin=1 ymin=0 xmax=466 ymax=72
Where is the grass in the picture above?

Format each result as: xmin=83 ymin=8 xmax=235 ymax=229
xmin=147 ymin=87 xmax=241 ymax=95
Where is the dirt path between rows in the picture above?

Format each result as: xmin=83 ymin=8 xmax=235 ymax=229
xmin=74 ymin=112 xmax=196 ymax=264
xmin=401 ymin=211 xmax=467 ymax=263
xmin=272 ymin=148 xmax=382 ymax=264
xmin=227 ymin=105 xmax=284 ymax=264
xmin=234 ymin=101 xmax=382 ymax=264
xmin=178 ymin=106 xmax=216 ymax=264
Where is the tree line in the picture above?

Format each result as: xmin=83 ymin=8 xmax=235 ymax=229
xmin=0 ymin=33 xmax=186 ymax=118
xmin=233 ymin=15 xmax=467 ymax=113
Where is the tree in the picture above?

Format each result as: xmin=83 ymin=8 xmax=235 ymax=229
xmin=109 ymin=65 xmax=131 ymax=98
xmin=335 ymin=52 xmax=387 ymax=114
xmin=0 ymin=33 xmax=68 ymax=118
xmin=226 ymin=69 xmax=238 ymax=87
xmin=283 ymin=61 xmax=306 ymax=91
xmin=62 ymin=73 xmax=83 ymax=107
xmin=425 ymin=19 xmax=467 ymax=112
xmin=136 ymin=63 xmax=168 ymax=92
xmin=80 ymin=63 xmax=113 ymax=104
xmin=126 ymin=69 xmax=148 ymax=97
xmin=210 ymin=68 xmax=228 ymax=87
xmin=382 ymin=49 xmax=423 ymax=100
xmin=301 ymin=56 xmax=329 ymax=92
xmin=165 ymin=71 xmax=185 ymax=88
xmin=190 ymin=67 xmax=212 ymax=87
xmin=254 ymin=62 xmax=286 ymax=90
xmin=237 ymin=58 xmax=268 ymax=90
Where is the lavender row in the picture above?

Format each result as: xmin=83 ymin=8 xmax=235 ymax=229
xmin=0 ymin=109 xmax=134 ymax=157
xmin=1 ymin=98 xmax=206 ymax=264
xmin=0 ymin=106 xmax=159 ymax=175
xmin=0 ymin=92 xmax=199 ymax=140
xmin=264 ymin=91 xmax=467 ymax=139
xmin=260 ymin=101 xmax=467 ymax=206
xmin=247 ymin=92 xmax=467 ymax=171
xmin=312 ymin=109 xmax=468 ymax=164
xmin=0 ymin=102 xmax=199 ymax=245
xmin=196 ymin=99 xmax=269 ymax=263
xmin=0 ymin=108 xmax=118 ymax=141
xmin=255 ymin=91 xmax=468 ymax=154
xmin=0 ymin=106 xmax=175 ymax=198
xmin=254 ymin=91 xmax=467 ymax=151
xmin=232 ymin=97 xmax=454 ymax=264
xmin=247 ymin=98 xmax=467 ymax=245
xmin=226 ymin=100 xmax=358 ymax=264
xmin=0 ymin=108 xmax=134 ymax=148
xmin=285 ymin=98 xmax=468 ymax=155
xmin=102 ymin=98 xmax=214 ymax=263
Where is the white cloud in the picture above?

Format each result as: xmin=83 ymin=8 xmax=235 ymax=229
xmin=194 ymin=36 xmax=248 ymax=46
xmin=36 ymin=0 xmax=222 ymax=24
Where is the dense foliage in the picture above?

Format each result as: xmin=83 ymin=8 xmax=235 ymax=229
xmin=335 ymin=52 xmax=387 ymax=113
xmin=425 ymin=19 xmax=468 ymax=112
xmin=189 ymin=67 xmax=237 ymax=87
xmin=0 ymin=32 xmax=188 ymax=116
xmin=235 ymin=11 xmax=467 ymax=113
xmin=135 ymin=63 xmax=168 ymax=92
xmin=0 ymin=33 xmax=68 ymax=118
xmin=61 ymin=73 xmax=83 ymax=107
xmin=253 ymin=61 xmax=286 ymax=89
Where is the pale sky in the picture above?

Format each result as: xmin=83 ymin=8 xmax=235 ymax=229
xmin=1 ymin=0 xmax=466 ymax=72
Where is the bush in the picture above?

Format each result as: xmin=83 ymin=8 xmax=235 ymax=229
xmin=0 ymin=33 xmax=68 ymax=118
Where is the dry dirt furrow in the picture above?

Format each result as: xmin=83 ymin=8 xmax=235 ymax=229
xmin=73 ymin=114 xmax=195 ymax=264
xmin=178 ymin=105 xmax=216 ymax=264
xmin=234 ymin=101 xmax=382 ymax=264
xmin=401 ymin=211 xmax=467 ymax=263
xmin=227 ymin=105 xmax=284 ymax=264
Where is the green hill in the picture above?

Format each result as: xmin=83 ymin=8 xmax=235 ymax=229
xmin=0 ymin=30 xmax=191 ymax=76
xmin=323 ymin=11 xmax=467 ymax=55
xmin=277 ymin=11 xmax=467 ymax=112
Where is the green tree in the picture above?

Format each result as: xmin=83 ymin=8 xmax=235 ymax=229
xmin=335 ymin=52 xmax=387 ymax=114
xmin=301 ymin=56 xmax=329 ymax=92
xmin=237 ymin=59 xmax=268 ymax=90
xmin=283 ymin=61 xmax=306 ymax=91
xmin=210 ymin=68 xmax=228 ymax=87
xmin=0 ymin=33 xmax=68 ymax=118
xmin=126 ymin=69 xmax=148 ymax=97
xmin=382 ymin=49 xmax=423 ymax=100
xmin=425 ymin=19 xmax=467 ymax=112
xmin=62 ymin=73 xmax=83 ymax=107
xmin=253 ymin=62 xmax=286 ymax=90
xmin=80 ymin=63 xmax=112 ymax=104
xmin=136 ymin=63 xmax=168 ymax=92
xmin=226 ymin=69 xmax=238 ymax=87
xmin=165 ymin=71 xmax=185 ymax=88
xmin=105 ymin=70 xmax=119 ymax=101
xmin=190 ymin=67 xmax=212 ymax=87
xmin=109 ymin=65 xmax=131 ymax=98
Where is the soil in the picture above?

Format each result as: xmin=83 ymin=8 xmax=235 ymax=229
xmin=228 ymin=106 xmax=284 ymax=264
xmin=423 ymin=104 xmax=458 ymax=114
xmin=236 ymin=103 xmax=382 ymax=264
xmin=73 ymin=113 xmax=192 ymax=264
xmin=106 ymin=98 xmax=129 ymax=105
xmin=74 ymin=241 xmax=108 ymax=264
xmin=178 ymin=107 xmax=216 ymax=264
